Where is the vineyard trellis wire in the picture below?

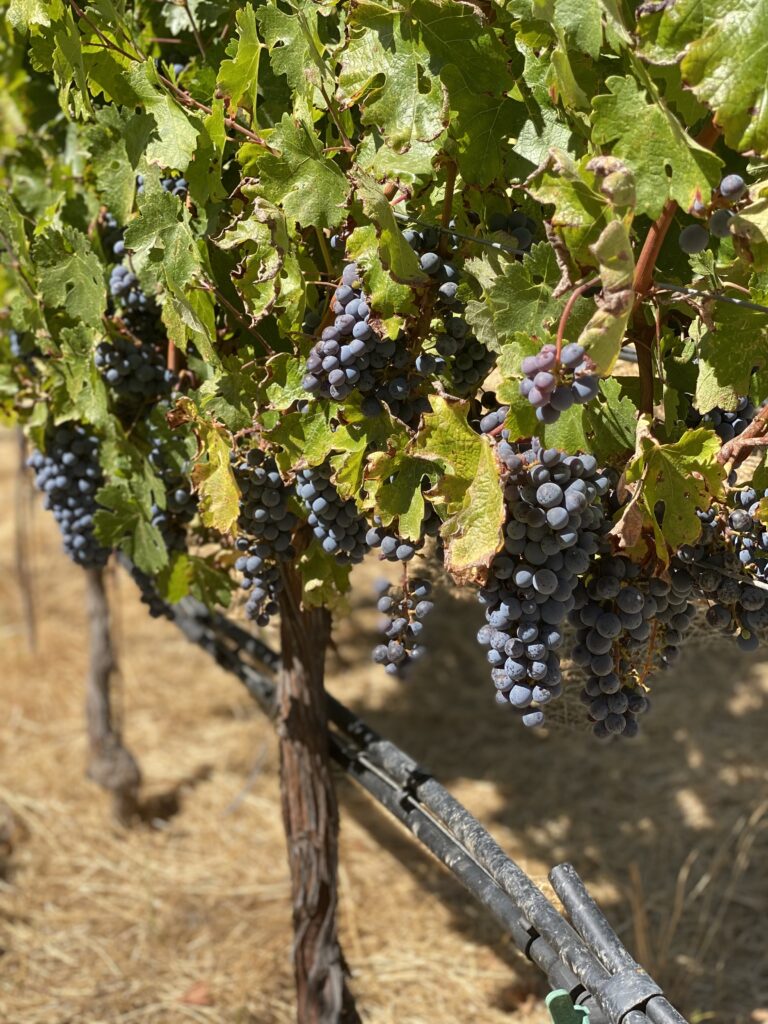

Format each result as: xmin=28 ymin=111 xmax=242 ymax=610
xmin=135 ymin=564 xmax=690 ymax=1024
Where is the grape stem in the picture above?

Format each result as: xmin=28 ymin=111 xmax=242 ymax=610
xmin=555 ymin=277 xmax=600 ymax=361
xmin=717 ymin=404 xmax=768 ymax=465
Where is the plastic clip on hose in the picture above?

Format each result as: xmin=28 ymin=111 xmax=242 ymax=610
xmin=547 ymin=989 xmax=590 ymax=1023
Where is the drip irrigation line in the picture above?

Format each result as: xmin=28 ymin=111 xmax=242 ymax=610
xmin=139 ymin=574 xmax=692 ymax=1024
xmin=654 ymin=282 xmax=768 ymax=316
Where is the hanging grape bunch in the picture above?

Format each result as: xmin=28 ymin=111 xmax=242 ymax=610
xmin=403 ymin=227 xmax=496 ymax=398
xmin=488 ymin=209 xmax=537 ymax=254
xmin=519 ymin=342 xmax=600 ymax=423
xmin=678 ymin=173 xmax=749 ymax=254
xmin=232 ymin=449 xmax=298 ymax=626
xmin=475 ymin=442 xmax=608 ymax=727
xmin=295 ymin=463 xmax=369 ymax=564
xmin=372 ymin=578 xmax=433 ymax=674
xmin=95 ymin=335 xmax=175 ymax=406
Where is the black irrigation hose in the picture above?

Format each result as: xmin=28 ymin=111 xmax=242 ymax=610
xmin=154 ymin=588 xmax=691 ymax=1024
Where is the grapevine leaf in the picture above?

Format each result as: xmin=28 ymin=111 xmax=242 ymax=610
xmin=364 ymin=454 xmax=437 ymax=538
xmin=52 ymin=9 xmax=92 ymax=119
xmin=85 ymin=108 xmax=144 ymax=225
xmin=94 ymin=482 xmax=168 ymax=575
xmin=32 ymin=226 xmax=106 ymax=327
xmin=216 ymin=4 xmax=262 ymax=116
xmin=157 ymin=551 xmax=192 ymax=603
xmin=239 ymin=114 xmax=348 ymax=229
xmin=464 ymin=244 xmax=566 ymax=354
xmin=577 ymin=220 xmax=635 ymax=373
xmin=125 ymin=183 xmax=201 ymax=289
xmin=256 ymin=0 xmax=323 ymax=100
xmin=176 ymin=401 xmax=239 ymax=533
xmin=694 ymin=304 xmax=768 ymax=412
xmin=265 ymin=352 xmax=308 ymax=412
xmin=623 ymin=428 xmax=725 ymax=561
xmin=443 ymin=439 xmax=504 ymax=582
xmin=591 ymin=75 xmax=721 ymax=219
xmin=731 ymin=198 xmax=768 ymax=270
xmin=542 ymin=404 xmax=590 ymax=453
xmin=124 ymin=62 xmax=201 ymax=171
xmin=349 ymin=171 xmax=428 ymax=285
xmin=337 ymin=1 xmax=447 ymax=152
xmin=269 ymin=401 xmax=337 ymax=471
xmin=679 ymin=0 xmax=768 ymax=156
xmin=414 ymin=396 xmax=483 ymax=488
xmin=526 ymin=150 xmax=612 ymax=264
xmin=51 ymin=326 xmax=109 ymax=427
xmin=187 ymin=555 xmax=235 ymax=606
xmin=300 ymin=544 xmax=352 ymax=609
xmin=8 ymin=0 xmax=50 ymax=30
xmin=345 ymin=225 xmax=416 ymax=334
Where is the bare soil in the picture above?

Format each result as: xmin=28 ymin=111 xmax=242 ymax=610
xmin=1 ymin=428 xmax=767 ymax=1024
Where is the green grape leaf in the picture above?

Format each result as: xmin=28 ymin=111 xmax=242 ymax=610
xmin=8 ymin=0 xmax=50 ymax=30
xmin=694 ymin=303 xmax=768 ymax=412
xmin=85 ymin=107 xmax=145 ymax=225
xmin=269 ymin=401 xmax=338 ymax=471
xmin=526 ymin=149 xmax=612 ymax=264
xmin=364 ymin=454 xmax=436 ymax=539
xmin=125 ymin=182 xmax=201 ymax=289
xmin=591 ymin=75 xmax=721 ymax=219
xmin=52 ymin=9 xmax=92 ymax=118
xmin=257 ymin=0 xmax=323 ymax=100
xmin=623 ymin=428 xmax=725 ymax=561
xmin=337 ymin=1 xmax=447 ymax=152
xmin=32 ymin=226 xmax=106 ymax=327
xmin=94 ymin=481 xmax=169 ymax=575
xmin=414 ymin=396 xmax=484 ymax=488
xmin=465 ymin=244 xmax=572 ymax=354
xmin=350 ymin=171 xmax=428 ymax=285
xmin=440 ymin=67 xmax=524 ymax=188
xmin=216 ymin=4 xmax=262 ymax=116
xmin=678 ymin=0 xmax=768 ymax=156
xmin=124 ymin=62 xmax=201 ymax=171
xmin=158 ymin=552 xmax=234 ymax=606
xmin=442 ymin=439 xmax=504 ymax=582
xmin=345 ymin=225 xmax=416 ymax=334
xmin=50 ymin=326 xmax=109 ymax=427
xmin=731 ymin=198 xmax=768 ymax=269
xmin=300 ymin=543 xmax=352 ymax=609
xmin=239 ymin=114 xmax=348 ymax=229
xmin=265 ymin=352 xmax=308 ymax=412
xmin=577 ymin=220 xmax=635 ymax=373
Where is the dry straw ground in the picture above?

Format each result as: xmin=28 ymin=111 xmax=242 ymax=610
xmin=1 ymin=428 xmax=767 ymax=1024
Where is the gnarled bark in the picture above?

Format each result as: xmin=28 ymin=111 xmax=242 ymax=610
xmin=278 ymin=567 xmax=359 ymax=1024
xmin=84 ymin=567 xmax=141 ymax=825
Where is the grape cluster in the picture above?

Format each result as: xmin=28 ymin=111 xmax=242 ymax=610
xmin=95 ymin=335 xmax=174 ymax=405
xmin=402 ymin=227 xmax=496 ymax=398
xmin=680 ymin=492 xmax=768 ymax=650
xmin=678 ymin=174 xmax=748 ymax=253
xmin=109 ymin=264 xmax=154 ymax=314
xmin=372 ymin=578 xmax=432 ymax=674
xmin=520 ymin=342 xmax=600 ymax=424
xmin=302 ymin=262 xmax=432 ymax=422
xmin=488 ymin=210 xmax=537 ymax=253
xmin=232 ymin=449 xmax=297 ymax=626
xmin=366 ymin=505 xmax=441 ymax=563
xmin=686 ymin=396 xmax=757 ymax=443
xmin=571 ymin=555 xmax=696 ymax=738
xmin=146 ymin=414 xmax=196 ymax=552
xmin=479 ymin=404 xmax=510 ymax=435
xmin=295 ymin=464 xmax=368 ymax=564
xmin=476 ymin=443 xmax=608 ymax=726
xmin=28 ymin=424 xmax=110 ymax=569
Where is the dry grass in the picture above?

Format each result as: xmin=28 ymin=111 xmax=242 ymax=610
xmin=1 ymin=427 xmax=767 ymax=1023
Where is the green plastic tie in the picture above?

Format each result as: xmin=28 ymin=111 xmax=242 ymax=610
xmin=545 ymin=989 xmax=590 ymax=1023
